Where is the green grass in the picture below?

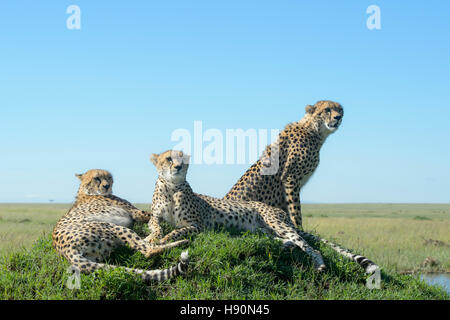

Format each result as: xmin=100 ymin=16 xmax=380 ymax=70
xmin=0 ymin=203 xmax=449 ymax=299
xmin=1 ymin=228 xmax=447 ymax=300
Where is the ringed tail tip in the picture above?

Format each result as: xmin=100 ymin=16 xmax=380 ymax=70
xmin=180 ymin=250 xmax=189 ymax=263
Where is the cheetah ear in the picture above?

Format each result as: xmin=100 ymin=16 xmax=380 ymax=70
xmin=75 ymin=173 xmax=83 ymax=180
xmin=150 ymin=153 xmax=159 ymax=166
xmin=305 ymin=104 xmax=316 ymax=114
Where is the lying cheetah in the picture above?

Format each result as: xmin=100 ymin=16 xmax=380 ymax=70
xmin=52 ymin=169 xmax=189 ymax=282
xmin=146 ymin=150 xmax=327 ymax=272
xmin=225 ymin=100 xmax=379 ymax=274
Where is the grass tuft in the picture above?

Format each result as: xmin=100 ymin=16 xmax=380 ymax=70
xmin=1 ymin=229 xmax=448 ymax=300
xmin=1 ymin=203 xmax=449 ymax=299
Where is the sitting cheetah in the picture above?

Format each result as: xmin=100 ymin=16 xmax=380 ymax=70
xmin=225 ymin=100 xmax=378 ymax=274
xmin=146 ymin=150 xmax=327 ymax=272
xmin=52 ymin=169 xmax=189 ymax=283
xmin=225 ymin=100 xmax=344 ymax=228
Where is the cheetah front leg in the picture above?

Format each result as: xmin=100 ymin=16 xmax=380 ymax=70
xmin=147 ymin=188 xmax=172 ymax=242
xmin=283 ymin=179 xmax=302 ymax=229
xmin=110 ymin=224 xmax=188 ymax=258
xmin=159 ymin=225 xmax=200 ymax=244
xmin=144 ymin=213 xmax=164 ymax=243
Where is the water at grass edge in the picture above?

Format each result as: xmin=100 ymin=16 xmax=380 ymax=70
xmin=420 ymin=273 xmax=450 ymax=294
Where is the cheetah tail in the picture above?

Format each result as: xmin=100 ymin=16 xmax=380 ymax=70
xmin=68 ymin=250 xmax=189 ymax=283
xmin=298 ymin=231 xmax=379 ymax=274
xmin=141 ymin=250 xmax=190 ymax=282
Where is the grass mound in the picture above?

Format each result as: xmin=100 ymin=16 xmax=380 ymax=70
xmin=0 ymin=226 xmax=448 ymax=300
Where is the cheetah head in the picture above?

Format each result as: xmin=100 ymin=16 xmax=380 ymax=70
xmin=304 ymin=100 xmax=344 ymax=136
xmin=151 ymin=150 xmax=190 ymax=185
xmin=75 ymin=169 xmax=113 ymax=196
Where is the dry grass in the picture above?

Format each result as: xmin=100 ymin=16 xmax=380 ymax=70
xmin=0 ymin=204 xmax=69 ymax=254
xmin=303 ymin=216 xmax=450 ymax=272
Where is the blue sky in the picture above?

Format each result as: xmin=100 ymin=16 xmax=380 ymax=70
xmin=0 ymin=1 xmax=449 ymax=203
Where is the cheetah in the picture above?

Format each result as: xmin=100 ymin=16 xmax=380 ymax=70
xmin=225 ymin=100 xmax=344 ymax=228
xmin=52 ymin=169 xmax=189 ymax=283
xmin=146 ymin=150 xmax=327 ymax=272
xmin=224 ymin=100 xmax=379 ymax=274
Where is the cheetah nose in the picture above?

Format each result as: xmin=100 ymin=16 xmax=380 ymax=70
xmin=103 ymin=184 xmax=110 ymax=189
xmin=334 ymin=115 xmax=342 ymax=121
xmin=174 ymin=165 xmax=182 ymax=171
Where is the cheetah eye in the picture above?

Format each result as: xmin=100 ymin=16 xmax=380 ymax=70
xmin=167 ymin=157 xmax=172 ymax=163
xmin=324 ymin=108 xmax=331 ymax=113
xmin=94 ymin=177 xmax=101 ymax=183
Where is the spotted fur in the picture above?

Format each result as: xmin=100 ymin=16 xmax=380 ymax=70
xmin=224 ymin=100 xmax=379 ymax=274
xmin=52 ymin=169 xmax=189 ymax=283
xmin=225 ymin=100 xmax=344 ymax=228
xmin=147 ymin=150 xmax=327 ymax=272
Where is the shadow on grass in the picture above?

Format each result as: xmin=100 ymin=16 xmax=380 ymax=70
xmin=112 ymin=225 xmax=368 ymax=288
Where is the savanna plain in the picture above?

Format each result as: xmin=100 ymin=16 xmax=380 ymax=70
xmin=0 ymin=203 xmax=448 ymax=299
